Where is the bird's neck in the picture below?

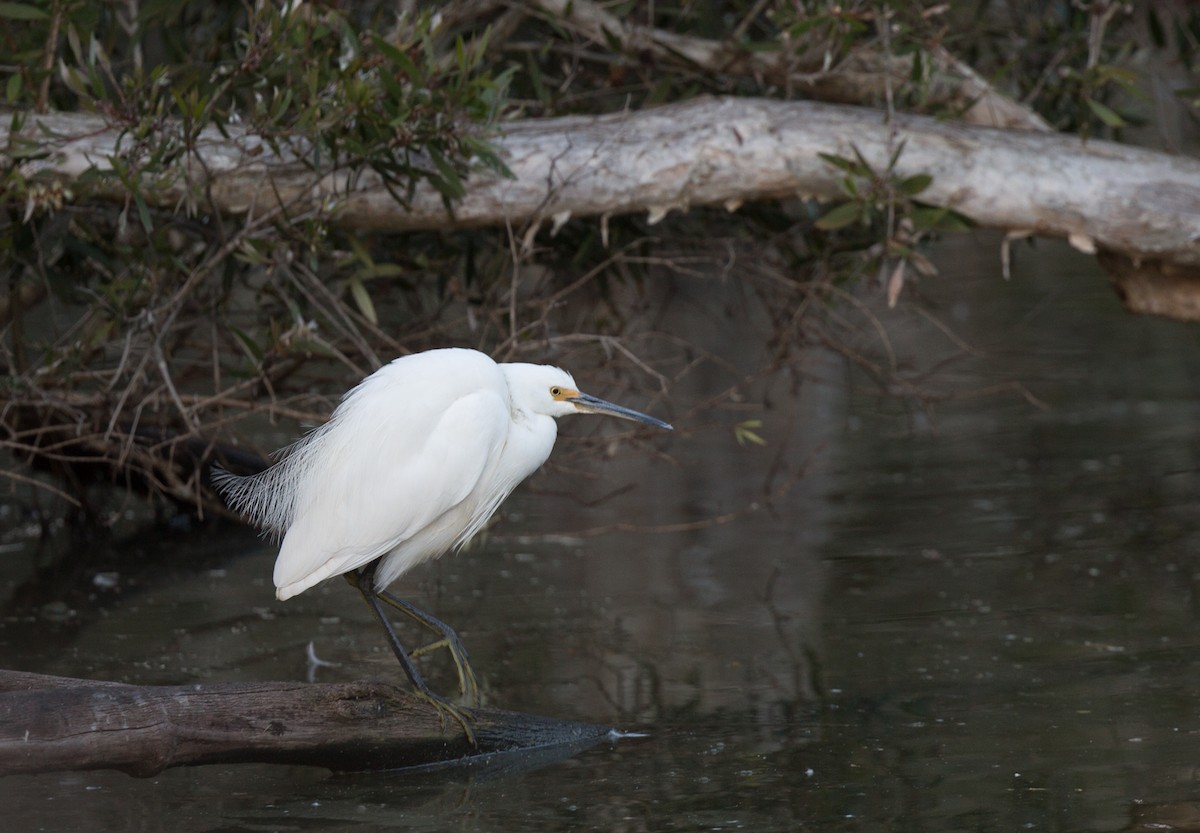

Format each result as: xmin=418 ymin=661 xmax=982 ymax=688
xmin=503 ymin=409 xmax=559 ymax=481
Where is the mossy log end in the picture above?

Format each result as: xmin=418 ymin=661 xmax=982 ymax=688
xmin=0 ymin=670 xmax=615 ymax=777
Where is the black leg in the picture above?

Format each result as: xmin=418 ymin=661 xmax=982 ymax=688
xmin=347 ymin=565 xmax=478 ymax=744
xmin=353 ymin=574 xmax=434 ymax=695
xmin=376 ymin=589 xmax=480 ymax=706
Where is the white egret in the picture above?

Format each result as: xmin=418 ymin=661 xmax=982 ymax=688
xmin=212 ymin=347 xmax=670 ymax=717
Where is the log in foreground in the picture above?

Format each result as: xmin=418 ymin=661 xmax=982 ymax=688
xmin=0 ymin=670 xmax=615 ymax=777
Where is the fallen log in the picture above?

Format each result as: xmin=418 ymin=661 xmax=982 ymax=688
xmin=0 ymin=670 xmax=614 ymax=777
xmin=9 ymin=97 xmax=1200 ymax=318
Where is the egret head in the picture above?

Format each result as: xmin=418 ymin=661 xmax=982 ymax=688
xmin=503 ymin=363 xmax=672 ymax=429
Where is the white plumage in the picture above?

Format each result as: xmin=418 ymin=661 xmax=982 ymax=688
xmin=213 ymin=347 xmax=671 ymax=602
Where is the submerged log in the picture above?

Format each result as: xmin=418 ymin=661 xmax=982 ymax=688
xmin=0 ymin=670 xmax=614 ymax=777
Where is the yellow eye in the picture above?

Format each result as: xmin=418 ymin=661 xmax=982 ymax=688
xmin=550 ymin=386 xmax=563 ymax=397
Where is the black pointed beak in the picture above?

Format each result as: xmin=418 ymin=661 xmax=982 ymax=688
xmin=570 ymin=392 xmax=673 ymax=430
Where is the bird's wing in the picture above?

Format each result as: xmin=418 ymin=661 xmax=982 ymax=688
xmin=272 ymin=387 xmax=510 ymax=597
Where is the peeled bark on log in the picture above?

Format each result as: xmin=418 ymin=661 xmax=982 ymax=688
xmin=0 ymin=670 xmax=614 ymax=777
xmin=8 ymin=97 xmax=1200 ymax=316
xmin=1099 ymin=250 xmax=1200 ymax=322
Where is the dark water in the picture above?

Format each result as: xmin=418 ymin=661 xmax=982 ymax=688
xmin=3 ymin=237 xmax=1200 ymax=832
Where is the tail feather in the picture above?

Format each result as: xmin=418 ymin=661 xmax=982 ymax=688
xmin=211 ymin=464 xmax=291 ymax=537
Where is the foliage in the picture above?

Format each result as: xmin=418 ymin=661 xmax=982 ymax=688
xmin=0 ymin=0 xmax=1182 ymax=518
xmin=814 ymin=141 xmax=971 ymax=306
xmin=947 ymin=1 xmax=1143 ymax=137
xmin=1 ymin=0 xmax=517 ymax=516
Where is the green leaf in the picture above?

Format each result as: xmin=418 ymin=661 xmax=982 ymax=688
xmin=133 ymin=191 xmax=153 ymax=233
xmin=0 ymin=2 xmax=48 ymax=20
xmin=427 ymin=149 xmax=464 ymax=199
xmin=815 ymin=201 xmax=863 ymax=231
xmin=58 ymin=64 xmax=88 ymax=98
xmin=1093 ymin=64 xmax=1139 ymax=88
xmin=460 ymin=135 xmax=513 ymax=179
xmin=896 ymin=173 xmax=933 ymax=196
xmin=5 ymin=72 xmax=21 ymax=103
xmin=359 ymin=263 xmax=404 ymax=279
xmin=229 ymin=326 xmax=264 ymax=364
xmin=1085 ymin=97 xmax=1127 ymax=128
xmin=911 ymin=205 xmax=973 ymax=232
xmin=373 ymin=35 xmax=420 ymax=81
xmin=345 ymin=234 xmax=374 ymax=268
xmin=734 ymin=420 xmax=766 ymax=447
xmin=524 ymin=51 xmax=549 ymax=106
xmin=851 ymin=145 xmax=875 ymax=175
xmin=347 ymin=275 xmax=378 ymax=324
xmin=378 ymin=65 xmax=407 ymax=105
xmin=454 ymin=35 xmax=468 ymax=75
xmin=788 ymin=19 xmax=821 ymax=38
xmin=818 ymin=152 xmax=860 ymax=175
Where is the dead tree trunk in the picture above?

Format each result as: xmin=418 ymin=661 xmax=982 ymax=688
xmin=9 ymin=97 xmax=1200 ymax=318
xmin=0 ymin=670 xmax=613 ymax=776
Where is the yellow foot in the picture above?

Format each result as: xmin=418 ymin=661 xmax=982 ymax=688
xmin=410 ymin=638 xmax=481 ymax=707
xmin=414 ymin=688 xmax=477 ymax=746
